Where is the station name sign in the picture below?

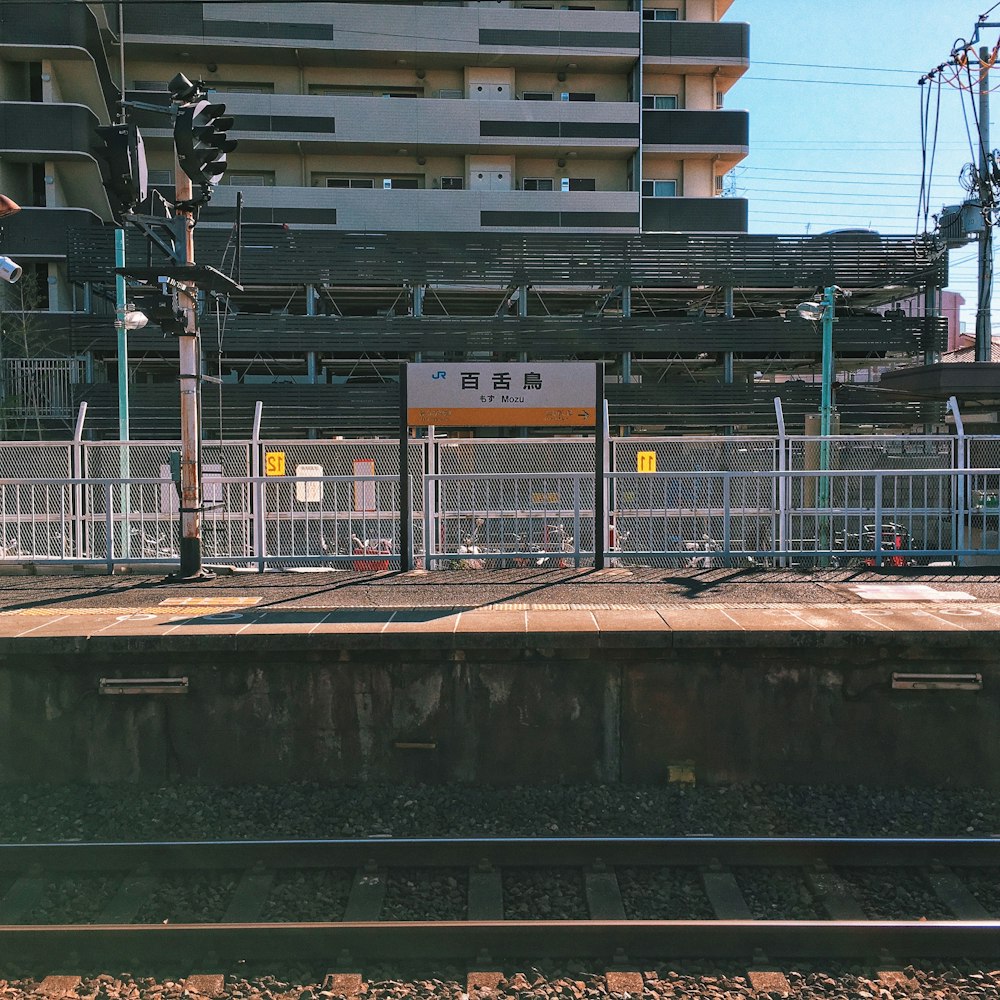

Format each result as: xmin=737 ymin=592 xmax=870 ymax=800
xmin=406 ymin=362 xmax=597 ymax=427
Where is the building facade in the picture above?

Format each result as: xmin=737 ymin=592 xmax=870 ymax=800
xmin=0 ymin=1 xmax=949 ymax=438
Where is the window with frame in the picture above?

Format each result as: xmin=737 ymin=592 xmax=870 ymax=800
xmin=206 ymin=82 xmax=275 ymax=94
xmin=523 ymin=178 xmax=554 ymax=191
xmin=560 ymin=91 xmax=596 ymax=102
xmin=220 ymin=171 xmax=276 ymax=187
xmin=643 ymin=8 xmax=680 ymax=19
xmin=383 ymin=177 xmax=420 ymax=189
xmin=324 ymin=177 xmax=375 ymax=188
xmin=562 ymin=177 xmax=596 ymax=192
xmin=440 ymin=176 xmax=464 ymax=190
xmin=522 ymin=91 xmax=554 ymax=101
xmin=642 ymin=94 xmax=678 ymax=110
xmin=641 ymin=179 xmax=678 ymax=197
xmin=308 ymin=85 xmax=422 ymax=98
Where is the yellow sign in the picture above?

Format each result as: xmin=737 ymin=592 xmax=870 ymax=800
xmin=265 ymin=451 xmax=286 ymax=477
xmin=637 ymin=451 xmax=657 ymax=474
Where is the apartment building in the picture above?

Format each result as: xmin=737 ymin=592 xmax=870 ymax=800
xmin=0 ymin=1 xmax=949 ymax=438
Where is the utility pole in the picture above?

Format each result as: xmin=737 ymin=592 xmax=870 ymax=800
xmin=173 ymin=162 xmax=212 ymax=581
xmin=977 ymin=46 xmax=993 ymax=362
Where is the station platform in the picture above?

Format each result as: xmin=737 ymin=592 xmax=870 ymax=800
xmin=1 ymin=566 xmax=999 ymax=788
xmin=0 ymin=565 xmax=997 ymax=645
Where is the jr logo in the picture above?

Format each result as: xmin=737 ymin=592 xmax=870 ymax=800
xmin=431 ymin=370 xmax=447 ymax=380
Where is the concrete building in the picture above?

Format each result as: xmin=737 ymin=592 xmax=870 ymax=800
xmin=0 ymin=1 xmax=949 ymax=438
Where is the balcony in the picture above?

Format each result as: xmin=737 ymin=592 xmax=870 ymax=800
xmin=197 ymin=186 xmax=640 ymax=233
xmin=642 ymin=21 xmax=749 ymax=79
xmin=0 ymin=1 xmax=117 ymax=114
xmin=0 ymin=104 xmax=110 ymax=217
xmin=642 ymin=110 xmax=749 ymax=160
xmin=1 ymin=207 xmax=105 ymax=260
xmin=123 ymin=2 xmax=639 ymax=71
xmin=134 ymin=93 xmax=640 ymax=156
xmin=641 ymin=197 xmax=748 ymax=233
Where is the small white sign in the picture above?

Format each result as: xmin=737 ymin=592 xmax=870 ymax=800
xmin=295 ymin=463 xmax=324 ymax=503
xmin=353 ymin=459 xmax=376 ymax=512
xmin=848 ymin=584 xmax=976 ymax=602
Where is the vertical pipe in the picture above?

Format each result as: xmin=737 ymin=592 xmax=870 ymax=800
xmin=399 ymin=364 xmax=412 ymax=571
xmin=977 ymin=47 xmax=993 ymax=362
xmin=774 ymin=396 xmax=787 ymax=566
xmin=594 ymin=363 xmax=606 ymax=570
xmin=818 ymin=287 xmax=834 ymax=564
xmin=114 ymin=227 xmax=131 ymax=558
xmin=251 ymin=400 xmax=264 ymax=572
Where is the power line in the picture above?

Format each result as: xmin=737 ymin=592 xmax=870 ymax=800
xmin=745 ymin=75 xmax=915 ymax=91
xmin=755 ymin=60 xmax=924 ymax=75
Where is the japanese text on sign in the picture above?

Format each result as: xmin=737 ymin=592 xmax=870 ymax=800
xmin=407 ymin=362 xmax=596 ymax=427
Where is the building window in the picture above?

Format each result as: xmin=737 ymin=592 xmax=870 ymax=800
xmin=522 ymin=91 xmax=554 ymax=101
xmin=643 ymin=8 xmax=680 ymax=20
xmin=560 ymin=92 xmax=596 ymax=102
xmin=383 ymin=177 xmax=420 ymax=189
xmin=206 ymin=82 xmax=275 ymax=94
xmin=642 ymin=94 xmax=679 ymax=110
xmin=561 ymin=177 xmax=596 ymax=192
xmin=220 ymin=171 xmax=276 ymax=186
xmin=523 ymin=178 xmax=554 ymax=191
xmin=440 ymin=176 xmax=464 ymax=190
xmin=324 ymin=177 xmax=376 ymax=188
xmin=308 ymin=85 xmax=423 ymax=98
xmin=641 ymin=179 xmax=678 ymax=197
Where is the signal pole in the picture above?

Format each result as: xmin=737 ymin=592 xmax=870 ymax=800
xmin=172 ymin=157 xmax=213 ymax=582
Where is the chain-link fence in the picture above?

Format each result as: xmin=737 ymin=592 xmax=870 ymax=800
xmin=0 ymin=432 xmax=997 ymax=570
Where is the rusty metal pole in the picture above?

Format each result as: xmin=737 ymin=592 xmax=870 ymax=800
xmin=172 ymin=158 xmax=212 ymax=581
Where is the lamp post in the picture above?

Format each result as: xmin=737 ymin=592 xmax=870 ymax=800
xmin=798 ymin=285 xmax=839 ymax=562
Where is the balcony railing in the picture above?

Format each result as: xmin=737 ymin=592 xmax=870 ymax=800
xmin=642 ymin=197 xmax=748 ymax=233
xmin=642 ymin=110 xmax=749 ymax=149
xmin=643 ymin=21 xmax=750 ymax=63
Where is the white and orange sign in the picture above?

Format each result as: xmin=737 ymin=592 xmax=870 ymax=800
xmin=407 ymin=362 xmax=597 ymax=427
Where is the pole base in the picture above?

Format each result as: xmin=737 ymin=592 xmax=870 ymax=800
xmin=162 ymin=567 xmax=217 ymax=584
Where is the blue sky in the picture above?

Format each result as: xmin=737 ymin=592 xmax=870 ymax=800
xmin=726 ymin=0 xmax=998 ymax=329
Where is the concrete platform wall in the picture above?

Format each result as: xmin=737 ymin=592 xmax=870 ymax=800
xmin=0 ymin=631 xmax=996 ymax=787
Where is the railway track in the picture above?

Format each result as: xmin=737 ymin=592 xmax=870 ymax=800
xmin=1 ymin=836 xmax=999 ymax=966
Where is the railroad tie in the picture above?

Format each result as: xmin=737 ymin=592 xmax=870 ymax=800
xmin=0 ymin=866 xmax=45 ymax=923
xmin=182 ymin=975 xmax=226 ymax=999
xmin=34 ymin=976 xmax=82 ymax=999
xmin=701 ymin=861 xmax=753 ymax=920
xmin=343 ymin=861 xmax=387 ymax=921
xmin=925 ymin=863 xmax=991 ymax=919
xmin=97 ymin=865 xmax=157 ymax=923
xmin=221 ymin=863 xmax=275 ymax=922
xmin=746 ymin=969 xmax=792 ymax=997
xmin=322 ymin=973 xmax=364 ymax=999
xmin=467 ymin=862 xmax=503 ymax=921
xmin=604 ymin=971 xmax=644 ymax=995
xmin=466 ymin=971 xmax=504 ymax=997
xmin=584 ymin=860 xmax=626 ymax=920
xmin=805 ymin=863 xmax=866 ymax=921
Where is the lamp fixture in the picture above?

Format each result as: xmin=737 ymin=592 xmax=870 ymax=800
xmin=123 ymin=309 xmax=149 ymax=331
xmin=796 ymin=301 xmax=824 ymax=322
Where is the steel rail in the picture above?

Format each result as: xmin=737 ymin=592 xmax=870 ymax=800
xmin=1 ymin=920 xmax=999 ymax=964
xmin=0 ymin=836 xmax=997 ymax=871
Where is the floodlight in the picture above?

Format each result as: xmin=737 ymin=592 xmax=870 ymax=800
xmin=796 ymin=301 xmax=824 ymax=322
